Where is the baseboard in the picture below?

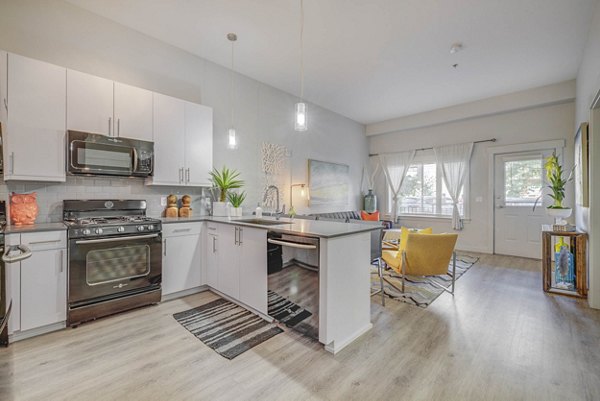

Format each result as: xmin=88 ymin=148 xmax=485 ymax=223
xmin=161 ymin=286 xmax=209 ymax=302
xmin=324 ymin=323 xmax=373 ymax=354
xmin=10 ymin=321 xmax=66 ymax=343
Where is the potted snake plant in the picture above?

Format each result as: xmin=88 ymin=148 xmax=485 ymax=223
xmin=209 ymin=166 xmax=244 ymax=216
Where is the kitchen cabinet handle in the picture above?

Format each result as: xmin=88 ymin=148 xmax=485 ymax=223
xmin=163 ymin=238 xmax=167 ymax=256
xmin=108 ymin=117 xmax=112 ymax=136
xmin=28 ymin=239 xmax=62 ymax=245
xmin=59 ymin=249 xmax=64 ymax=273
xmin=3 ymin=98 xmax=7 ymax=112
xmin=207 ymin=226 xmax=217 ymax=231
xmin=212 ymin=236 xmax=216 ymax=253
xmin=239 ymin=227 xmax=243 ymax=246
xmin=173 ymin=228 xmax=191 ymax=233
xmin=179 ymin=168 xmax=183 ymax=183
xmin=117 ymin=118 xmax=120 ymax=137
xmin=76 ymin=234 xmax=159 ymax=245
xmin=234 ymin=227 xmax=239 ymax=245
xmin=10 ymin=152 xmax=14 ymax=174
xmin=186 ymin=168 xmax=190 ymax=183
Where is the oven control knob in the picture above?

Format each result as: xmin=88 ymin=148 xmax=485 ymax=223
xmin=95 ymin=228 xmax=103 ymax=235
xmin=82 ymin=229 xmax=91 ymax=236
xmin=147 ymin=225 xmax=154 ymax=231
xmin=137 ymin=225 xmax=145 ymax=232
xmin=117 ymin=226 xmax=125 ymax=233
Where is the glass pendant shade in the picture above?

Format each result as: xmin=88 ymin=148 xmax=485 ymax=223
xmin=227 ymin=127 xmax=238 ymax=149
xmin=295 ymin=102 xmax=307 ymax=131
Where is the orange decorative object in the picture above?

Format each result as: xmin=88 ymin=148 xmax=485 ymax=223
xmin=361 ymin=210 xmax=380 ymax=221
xmin=10 ymin=192 xmax=39 ymax=226
xmin=179 ymin=195 xmax=192 ymax=218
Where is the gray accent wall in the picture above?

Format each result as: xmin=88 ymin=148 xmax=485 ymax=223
xmin=0 ymin=0 xmax=368 ymax=221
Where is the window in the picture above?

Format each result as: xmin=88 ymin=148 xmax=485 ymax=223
xmin=503 ymin=156 xmax=543 ymax=206
xmin=387 ymin=155 xmax=467 ymax=218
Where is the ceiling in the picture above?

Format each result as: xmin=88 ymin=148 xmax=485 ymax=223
xmin=65 ymin=0 xmax=597 ymax=125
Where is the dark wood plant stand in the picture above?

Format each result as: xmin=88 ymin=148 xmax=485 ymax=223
xmin=542 ymin=230 xmax=587 ymax=298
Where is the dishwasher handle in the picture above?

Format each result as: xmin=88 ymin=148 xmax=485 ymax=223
xmin=267 ymin=238 xmax=317 ymax=250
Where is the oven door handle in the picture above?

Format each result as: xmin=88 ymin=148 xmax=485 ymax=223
xmin=267 ymin=238 xmax=317 ymax=250
xmin=75 ymin=234 xmax=159 ymax=245
xmin=2 ymin=244 xmax=33 ymax=263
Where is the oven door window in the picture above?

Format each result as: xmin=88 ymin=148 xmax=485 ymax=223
xmin=86 ymin=245 xmax=150 ymax=286
xmin=70 ymin=140 xmax=133 ymax=174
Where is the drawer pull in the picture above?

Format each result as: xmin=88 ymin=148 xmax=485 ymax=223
xmin=28 ymin=239 xmax=62 ymax=245
xmin=173 ymin=228 xmax=191 ymax=233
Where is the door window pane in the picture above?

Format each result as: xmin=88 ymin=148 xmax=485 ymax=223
xmin=504 ymin=158 xmax=543 ymax=205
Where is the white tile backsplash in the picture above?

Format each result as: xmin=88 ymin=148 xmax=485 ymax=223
xmin=5 ymin=176 xmax=209 ymax=223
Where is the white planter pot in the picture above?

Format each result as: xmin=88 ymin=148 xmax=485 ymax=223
xmin=212 ymin=202 xmax=229 ymax=217
xmin=231 ymin=207 xmax=243 ymax=217
xmin=546 ymin=207 xmax=572 ymax=219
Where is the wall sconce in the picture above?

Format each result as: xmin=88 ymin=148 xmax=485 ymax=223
xmin=290 ymin=183 xmax=307 ymax=208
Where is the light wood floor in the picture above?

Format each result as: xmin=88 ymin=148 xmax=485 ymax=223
xmin=1 ymin=253 xmax=600 ymax=401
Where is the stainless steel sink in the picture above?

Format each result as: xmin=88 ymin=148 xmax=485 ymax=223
xmin=236 ymin=219 xmax=293 ymax=226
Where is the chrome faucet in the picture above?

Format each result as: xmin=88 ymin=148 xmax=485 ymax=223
xmin=263 ymin=185 xmax=285 ymax=218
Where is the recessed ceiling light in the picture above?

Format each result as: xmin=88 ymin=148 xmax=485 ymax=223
xmin=450 ymin=42 xmax=463 ymax=54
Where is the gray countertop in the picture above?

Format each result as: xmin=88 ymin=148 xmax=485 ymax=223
xmin=158 ymin=215 xmax=381 ymax=239
xmin=4 ymin=222 xmax=67 ymax=234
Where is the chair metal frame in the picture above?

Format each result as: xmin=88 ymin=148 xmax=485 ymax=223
xmin=370 ymin=257 xmax=385 ymax=306
xmin=382 ymin=250 xmax=457 ymax=295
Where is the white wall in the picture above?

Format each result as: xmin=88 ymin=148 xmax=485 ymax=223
xmin=0 ymin=0 xmax=368 ymax=219
xmin=369 ymin=99 xmax=575 ymax=253
xmin=575 ymin=0 xmax=600 ymax=308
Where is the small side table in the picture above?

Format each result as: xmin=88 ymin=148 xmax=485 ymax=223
xmin=542 ymin=230 xmax=587 ymax=298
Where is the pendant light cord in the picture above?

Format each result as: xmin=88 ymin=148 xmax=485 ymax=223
xmin=230 ymin=38 xmax=235 ymax=127
xmin=300 ymin=0 xmax=304 ymax=100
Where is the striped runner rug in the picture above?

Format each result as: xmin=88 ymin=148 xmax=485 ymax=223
xmin=173 ymin=298 xmax=283 ymax=360
xmin=267 ymin=290 xmax=312 ymax=328
xmin=372 ymin=254 xmax=479 ymax=308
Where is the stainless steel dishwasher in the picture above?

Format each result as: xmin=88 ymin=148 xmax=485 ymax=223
xmin=267 ymin=231 xmax=320 ymax=340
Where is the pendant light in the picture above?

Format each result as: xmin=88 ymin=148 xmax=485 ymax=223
xmin=295 ymin=0 xmax=307 ymax=131
xmin=227 ymin=33 xmax=238 ymax=149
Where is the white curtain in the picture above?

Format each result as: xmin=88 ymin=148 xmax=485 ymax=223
xmin=379 ymin=150 xmax=416 ymax=220
xmin=362 ymin=156 xmax=380 ymax=192
xmin=434 ymin=142 xmax=474 ymax=230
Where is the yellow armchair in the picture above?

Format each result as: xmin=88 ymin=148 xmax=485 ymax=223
xmin=382 ymin=232 xmax=459 ymax=294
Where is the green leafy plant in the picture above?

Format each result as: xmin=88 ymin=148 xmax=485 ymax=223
xmin=209 ymin=166 xmax=244 ymax=202
xmin=227 ymin=191 xmax=246 ymax=208
xmin=534 ymin=151 xmax=574 ymax=210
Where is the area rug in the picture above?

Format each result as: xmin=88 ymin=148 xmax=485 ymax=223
xmin=268 ymin=290 xmax=312 ymax=328
xmin=173 ymin=298 xmax=283 ymax=360
xmin=371 ymin=254 xmax=479 ymax=308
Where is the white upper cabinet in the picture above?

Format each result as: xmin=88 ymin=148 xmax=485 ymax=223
xmin=114 ymin=82 xmax=153 ymax=141
xmin=150 ymin=93 xmax=186 ymax=185
xmin=184 ymin=101 xmax=213 ymax=186
xmin=5 ymin=53 xmax=66 ymax=182
xmin=147 ymin=94 xmax=213 ymax=187
xmin=0 ymin=50 xmax=7 ymax=126
xmin=67 ymin=69 xmax=114 ymax=135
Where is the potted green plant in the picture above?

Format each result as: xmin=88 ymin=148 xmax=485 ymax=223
xmin=209 ymin=166 xmax=244 ymax=216
xmin=534 ymin=151 xmax=574 ymax=223
xmin=227 ymin=191 xmax=246 ymax=217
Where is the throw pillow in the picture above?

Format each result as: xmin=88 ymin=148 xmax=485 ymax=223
xmin=361 ymin=210 xmax=380 ymax=221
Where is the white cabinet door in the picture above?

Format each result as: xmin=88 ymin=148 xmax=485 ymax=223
xmin=20 ymin=248 xmax=67 ymax=331
xmin=114 ymin=82 xmax=153 ymax=141
xmin=239 ymin=227 xmax=267 ymax=314
xmin=206 ymin=232 xmax=219 ymax=288
xmin=162 ymin=233 xmax=202 ymax=296
xmin=67 ymin=69 xmax=114 ymax=135
xmin=150 ymin=93 xmax=185 ymax=185
xmin=218 ymin=225 xmax=240 ymax=299
xmin=5 ymin=53 xmax=66 ymax=182
xmin=184 ymin=102 xmax=213 ymax=186
xmin=0 ymin=50 xmax=7 ymax=125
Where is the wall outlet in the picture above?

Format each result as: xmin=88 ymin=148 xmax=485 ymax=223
xmin=160 ymin=196 xmax=167 ymax=207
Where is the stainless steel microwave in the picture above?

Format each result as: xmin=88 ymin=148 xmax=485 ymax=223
xmin=67 ymin=130 xmax=153 ymax=178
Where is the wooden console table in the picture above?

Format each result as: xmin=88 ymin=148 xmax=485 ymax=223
xmin=542 ymin=231 xmax=587 ymax=298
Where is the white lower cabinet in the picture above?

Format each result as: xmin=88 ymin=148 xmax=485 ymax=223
xmin=6 ymin=230 xmax=67 ymax=335
xmin=162 ymin=223 xmax=203 ymax=296
xmin=214 ymin=224 xmax=267 ymax=315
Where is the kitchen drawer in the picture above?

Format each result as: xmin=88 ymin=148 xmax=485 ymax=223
xmin=21 ymin=231 xmax=67 ymax=251
xmin=206 ymin=222 xmax=219 ymax=233
xmin=163 ymin=222 xmax=202 ymax=237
